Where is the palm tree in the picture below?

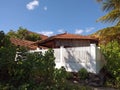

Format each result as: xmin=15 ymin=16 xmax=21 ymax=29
xmin=97 ymin=0 xmax=120 ymax=25
xmin=92 ymin=26 xmax=120 ymax=44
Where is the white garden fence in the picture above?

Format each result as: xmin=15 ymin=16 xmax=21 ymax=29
xmin=29 ymin=44 xmax=105 ymax=74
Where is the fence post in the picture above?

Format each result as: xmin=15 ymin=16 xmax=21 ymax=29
xmin=60 ymin=46 xmax=64 ymax=67
xmin=90 ymin=44 xmax=97 ymax=73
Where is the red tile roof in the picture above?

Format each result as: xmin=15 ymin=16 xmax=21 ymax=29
xmin=10 ymin=38 xmax=37 ymax=50
xmin=39 ymin=34 xmax=48 ymax=40
xmin=53 ymin=33 xmax=97 ymax=39
xmin=36 ymin=33 xmax=98 ymax=44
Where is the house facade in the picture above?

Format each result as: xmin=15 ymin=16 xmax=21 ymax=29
xmin=31 ymin=33 xmax=105 ymax=74
xmin=10 ymin=32 xmax=105 ymax=73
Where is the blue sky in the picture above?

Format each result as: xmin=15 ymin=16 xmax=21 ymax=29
xmin=0 ymin=0 xmax=112 ymax=36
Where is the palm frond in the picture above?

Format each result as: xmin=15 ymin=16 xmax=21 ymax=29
xmin=97 ymin=9 xmax=120 ymax=25
xmin=102 ymin=0 xmax=115 ymax=12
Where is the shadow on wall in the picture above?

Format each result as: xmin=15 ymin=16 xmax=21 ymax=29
xmin=86 ymin=51 xmax=96 ymax=73
xmin=63 ymin=47 xmax=96 ymax=73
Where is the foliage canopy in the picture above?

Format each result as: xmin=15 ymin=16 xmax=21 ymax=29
xmin=92 ymin=26 xmax=120 ymax=45
xmin=7 ymin=27 xmax=41 ymax=41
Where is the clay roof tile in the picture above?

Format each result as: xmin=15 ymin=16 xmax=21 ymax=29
xmin=10 ymin=38 xmax=37 ymax=50
xmin=36 ymin=33 xmax=98 ymax=44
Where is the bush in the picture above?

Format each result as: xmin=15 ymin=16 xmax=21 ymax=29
xmin=101 ymin=41 xmax=120 ymax=88
xmin=78 ymin=68 xmax=88 ymax=80
xmin=66 ymin=72 xmax=73 ymax=80
xmin=54 ymin=67 xmax=67 ymax=87
xmin=0 ymin=31 xmax=16 ymax=84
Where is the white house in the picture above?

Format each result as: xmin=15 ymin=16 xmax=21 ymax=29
xmin=31 ymin=33 xmax=105 ymax=73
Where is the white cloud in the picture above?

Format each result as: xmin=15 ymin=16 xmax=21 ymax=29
xmin=75 ymin=27 xmax=95 ymax=35
xmin=26 ymin=0 xmax=39 ymax=10
xmin=58 ymin=29 xmax=65 ymax=33
xmin=39 ymin=31 xmax=54 ymax=36
xmin=75 ymin=29 xmax=84 ymax=34
xmin=43 ymin=6 xmax=48 ymax=11
xmin=85 ymin=27 xmax=95 ymax=33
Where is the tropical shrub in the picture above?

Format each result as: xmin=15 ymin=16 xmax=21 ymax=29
xmin=78 ymin=68 xmax=88 ymax=80
xmin=0 ymin=31 xmax=16 ymax=84
xmin=27 ymin=49 xmax=56 ymax=88
xmin=53 ymin=67 xmax=67 ymax=88
xmin=101 ymin=41 xmax=120 ymax=88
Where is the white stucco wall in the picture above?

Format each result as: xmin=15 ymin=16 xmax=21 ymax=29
xmin=29 ymin=44 xmax=105 ymax=74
